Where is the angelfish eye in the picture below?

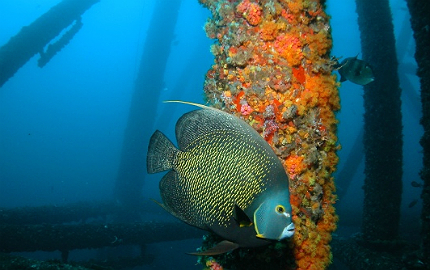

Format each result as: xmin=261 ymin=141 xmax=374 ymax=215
xmin=276 ymin=205 xmax=285 ymax=213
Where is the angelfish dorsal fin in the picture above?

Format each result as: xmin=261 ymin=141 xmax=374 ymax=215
xmin=187 ymin=240 xmax=240 ymax=256
xmin=164 ymin=100 xmax=264 ymax=151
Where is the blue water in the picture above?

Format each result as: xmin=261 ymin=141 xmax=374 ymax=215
xmin=0 ymin=0 xmax=422 ymax=269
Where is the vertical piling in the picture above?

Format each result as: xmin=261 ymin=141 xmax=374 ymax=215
xmin=199 ymin=0 xmax=339 ymax=268
xmin=406 ymin=0 xmax=430 ymax=264
xmin=114 ymin=0 xmax=182 ymax=209
xmin=355 ymin=0 xmax=403 ymax=242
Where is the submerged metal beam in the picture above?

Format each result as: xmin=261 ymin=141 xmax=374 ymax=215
xmin=0 ymin=0 xmax=100 ymax=87
xmin=0 ymin=221 xmax=201 ymax=253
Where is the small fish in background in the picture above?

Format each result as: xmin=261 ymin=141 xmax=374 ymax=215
xmin=337 ymin=56 xmax=375 ymax=85
xmin=146 ymin=101 xmax=294 ymax=255
xmin=408 ymin=199 xmax=418 ymax=208
xmin=411 ymin=181 xmax=423 ymax=188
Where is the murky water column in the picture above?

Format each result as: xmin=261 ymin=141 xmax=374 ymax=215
xmin=198 ymin=0 xmax=340 ymax=269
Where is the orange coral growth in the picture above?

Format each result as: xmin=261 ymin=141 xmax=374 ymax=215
xmin=290 ymin=193 xmax=303 ymax=207
xmin=260 ymin=20 xmax=285 ymax=41
xmin=274 ymin=34 xmax=303 ymax=66
xmin=236 ymin=0 xmax=262 ymax=26
xmin=233 ymin=90 xmax=245 ymax=112
xmin=287 ymin=1 xmax=304 ymax=14
xmin=285 ymin=154 xmax=307 ymax=178
xmin=281 ymin=9 xmax=296 ymax=24
xmin=308 ymin=31 xmax=332 ymax=56
xmin=293 ymin=66 xmax=306 ymax=84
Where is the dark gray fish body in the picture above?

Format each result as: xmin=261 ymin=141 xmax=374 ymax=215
xmin=408 ymin=199 xmax=418 ymax=208
xmin=411 ymin=181 xmax=423 ymax=188
xmin=147 ymin=102 xmax=294 ymax=253
xmin=338 ymin=56 xmax=374 ymax=85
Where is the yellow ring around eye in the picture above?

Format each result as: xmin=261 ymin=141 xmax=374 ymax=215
xmin=276 ymin=205 xmax=285 ymax=213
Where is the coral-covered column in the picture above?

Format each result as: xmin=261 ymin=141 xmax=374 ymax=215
xmin=199 ymin=0 xmax=339 ymax=269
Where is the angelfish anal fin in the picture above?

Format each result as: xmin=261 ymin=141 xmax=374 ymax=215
xmin=187 ymin=240 xmax=240 ymax=256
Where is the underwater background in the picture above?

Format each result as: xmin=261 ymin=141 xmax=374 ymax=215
xmin=0 ymin=0 xmax=422 ymax=269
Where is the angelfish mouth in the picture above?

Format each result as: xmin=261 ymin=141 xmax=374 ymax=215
xmin=280 ymin=222 xmax=295 ymax=239
xmin=287 ymin=222 xmax=295 ymax=232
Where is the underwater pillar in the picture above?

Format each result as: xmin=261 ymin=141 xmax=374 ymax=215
xmin=355 ymin=0 xmax=403 ymax=242
xmin=0 ymin=0 xmax=99 ymax=88
xmin=199 ymin=0 xmax=340 ymax=269
xmin=113 ymin=0 xmax=182 ymax=209
xmin=405 ymin=0 xmax=430 ymax=264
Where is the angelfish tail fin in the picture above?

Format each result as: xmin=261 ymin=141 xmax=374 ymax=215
xmin=147 ymin=130 xmax=179 ymax=174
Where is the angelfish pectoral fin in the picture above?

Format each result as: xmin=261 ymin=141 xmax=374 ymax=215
xmin=187 ymin=240 xmax=240 ymax=256
xmin=233 ymin=204 xmax=253 ymax=228
xmin=256 ymin=233 xmax=265 ymax=239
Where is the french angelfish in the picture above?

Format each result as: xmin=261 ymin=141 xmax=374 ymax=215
xmin=146 ymin=101 xmax=295 ymax=255
xmin=338 ymin=56 xmax=375 ymax=85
